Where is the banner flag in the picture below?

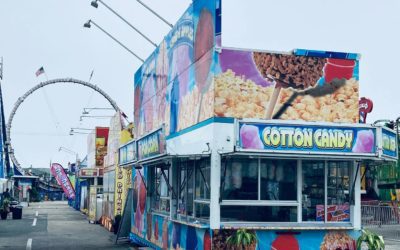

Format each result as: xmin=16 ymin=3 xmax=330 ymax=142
xmin=50 ymin=163 xmax=76 ymax=199
xmin=35 ymin=67 xmax=45 ymax=77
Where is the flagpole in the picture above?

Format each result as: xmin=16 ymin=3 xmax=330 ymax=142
xmin=44 ymin=72 xmax=49 ymax=81
xmin=89 ymin=70 xmax=94 ymax=82
xmin=35 ymin=67 xmax=61 ymax=132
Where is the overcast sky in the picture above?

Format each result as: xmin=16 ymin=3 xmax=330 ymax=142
xmin=1 ymin=0 xmax=399 ymax=168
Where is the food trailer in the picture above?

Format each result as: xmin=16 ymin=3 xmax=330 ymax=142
xmin=128 ymin=0 xmax=398 ymax=249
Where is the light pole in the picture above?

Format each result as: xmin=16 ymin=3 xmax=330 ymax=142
xmin=90 ymin=0 xmax=157 ymax=47
xmin=135 ymin=0 xmax=173 ymax=28
xmin=82 ymin=107 xmax=114 ymax=115
xmin=58 ymin=147 xmax=79 ymax=164
xmin=82 ymin=107 xmax=129 ymax=123
xmin=83 ymin=20 xmax=144 ymax=63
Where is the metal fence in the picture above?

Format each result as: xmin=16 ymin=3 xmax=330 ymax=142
xmin=362 ymin=205 xmax=400 ymax=227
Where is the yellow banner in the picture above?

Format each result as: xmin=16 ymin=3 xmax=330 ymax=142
xmin=114 ymin=124 xmax=134 ymax=217
xmin=114 ymin=166 xmax=132 ymax=217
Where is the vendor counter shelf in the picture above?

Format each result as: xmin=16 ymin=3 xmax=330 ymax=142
xmin=221 ymin=222 xmax=353 ymax=230
xmin=151 ymin=212 xmax=209 ymax=229
xmin=170 ymin=218 xmax=210 ymax=229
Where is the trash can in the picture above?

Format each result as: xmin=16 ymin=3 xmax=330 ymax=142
xmin=12 ymin=206 xmax=23 ymax=219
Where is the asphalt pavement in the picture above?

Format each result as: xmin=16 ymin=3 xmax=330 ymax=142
xmin=0 ymin=201 xmax=134 ymax=250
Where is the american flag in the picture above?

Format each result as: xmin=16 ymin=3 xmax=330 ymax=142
xmin=35 ymin=67 xmax=45 ymax=77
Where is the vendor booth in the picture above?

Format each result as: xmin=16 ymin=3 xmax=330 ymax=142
xmin=101 ymin=112 xmax=123 ymax=231
xmin=128 ymin=0 xmax=398 ymax=249
xmin=77 ymin=167 xmax=103 ymax=216
xmin=129 ymin=119 xmax=397 ymax=249
xmin=11 ymin=175 xmax=38 ymax=203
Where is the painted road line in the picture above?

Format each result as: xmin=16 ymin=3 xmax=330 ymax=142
xmin=32 ymin=218 xmax=37 ymax=226
xmin=26 ymin=238 xmax=32 ymax=250
xmin=35 ymin=211 xmax=38 ymax=216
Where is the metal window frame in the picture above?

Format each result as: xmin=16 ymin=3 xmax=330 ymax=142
xmin=174 ymin=158 xmax=212 ymax=222
xmin=221 ymin=157 xmax=299 ymax=204
xmin=151 ymin=166 xmax=171 ymax=214
xmin=219 ymin=156 xmax=356 ymax=226
xmin=300 ymin=160 xmax=325 ymax=224
xmin=176 ymin=160 xmax=195 ymax=220
xmin=326 ymin=160 xmax=353 ymax=224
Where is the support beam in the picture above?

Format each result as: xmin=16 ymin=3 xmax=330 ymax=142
xmin=210 ymin=149 xmax=221 ymax=229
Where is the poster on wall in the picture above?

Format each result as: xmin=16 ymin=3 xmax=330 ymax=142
xmin=316 ymin=205 xmax=350 ymax=222
xmin=214 ymin=48 xmax=360 ymax=123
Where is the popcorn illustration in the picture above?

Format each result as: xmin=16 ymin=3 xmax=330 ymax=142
xmin=240 ymin=124 xmax=264 ymax=149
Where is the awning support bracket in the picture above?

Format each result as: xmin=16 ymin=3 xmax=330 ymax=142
xmin=350 ymin=162 xmax=361 ymax=205
xmin=219 ymin=157 xmax=229 ymax=203
xmin=198 ymin=164 xmax=210 ymax=194
xmin=137 ymin=169 xmax=148 ymax=192
xmin=161 ymin=168 xmax=177 ymax=199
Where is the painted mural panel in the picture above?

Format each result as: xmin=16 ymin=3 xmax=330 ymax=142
xmin=214 ymin=48 xmax=360 ymax=123
xmin=134 ymin=1 xmax=218 ymax=137
xmin=131 ymin=168 xmax=148 ymax=238
xmin=212 ymin=230 xmax=358 ymax=250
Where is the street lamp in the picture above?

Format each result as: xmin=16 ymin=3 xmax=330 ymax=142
xmin=58 ymin=147 xmax=79 ymax=163
xmin=79 ymin=115 xmax=113 ymax=121
xmin=135 ymin=0 xmax=173 ymax=28
xmin=83 ymin=19 xmax=144 ymax=63
xmin=90 ymin=0 xmax=157 ymax=47
xmin=82 ymin=107 xmax=114 ymax=115
xmin=69 ymin=128 xmax=92 ymax=136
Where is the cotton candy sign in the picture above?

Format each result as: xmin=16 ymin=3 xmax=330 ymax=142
xmin=238 ymin=122 xmax=377 ymax=156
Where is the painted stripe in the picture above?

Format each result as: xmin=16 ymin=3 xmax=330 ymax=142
xmin=32 ymin=218 xmax=37 ymax=226
xmin=26 ymin=238 xmax=32 ymax=250
xmin=35 ymin=211 xmax=38 ymax=216
xmin=166 ymin=117 xmax=234 ymax=140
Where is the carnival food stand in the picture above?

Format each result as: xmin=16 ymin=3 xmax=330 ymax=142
xmin=128 ymin=0 xmax=398 ymax=249
xmin=101 ymin=112 xmax=124 ymax=231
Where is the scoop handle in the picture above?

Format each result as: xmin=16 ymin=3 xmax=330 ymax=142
xmin=265 ymin=86 xmax=282 ymax=119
